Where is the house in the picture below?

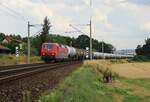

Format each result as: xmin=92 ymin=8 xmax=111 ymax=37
xmin=2 ymin=36 xmax=12 ymax=44
xmin=2 ymin=36 xmax=22 ymax=44
xmin=0 ymin=45 xmax=11 ymax=54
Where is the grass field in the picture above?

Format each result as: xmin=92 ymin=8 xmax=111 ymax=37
xmin=85 ymin=60 xmax=150 ymax=79
xmin=39 ymin=60 xmax=150 ymax=102
xmin=111 ymin=62 xmax=150 ymax=79
xmin=0 ymin=54 xmax=43 ymax=66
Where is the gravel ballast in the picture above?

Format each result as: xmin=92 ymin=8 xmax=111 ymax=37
xmin=0 ymin=62 xmax=82 ymax=102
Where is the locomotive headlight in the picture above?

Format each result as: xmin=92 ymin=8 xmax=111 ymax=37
xmin=42 ymin=53 xmax=45 ymax=56
xmin=51 ymin=52 xmax=55 ymax=56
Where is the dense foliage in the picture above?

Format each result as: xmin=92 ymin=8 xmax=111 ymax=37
xmin=0 ymin=33 xmax=5 ymax=42
xmin=73 ymin=35 xmax=115 ymax=53
xmin=136 ymin=38 xmax=150 ymax=57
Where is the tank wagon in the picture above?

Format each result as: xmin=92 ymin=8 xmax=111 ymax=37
xmin=41 ymin=43 xmax=134 ymax=62
xmin=93 ymin=52 xmax=133 ymax=59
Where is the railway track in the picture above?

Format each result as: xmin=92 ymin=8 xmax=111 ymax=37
xmin=0 ymin=61 xmax=81 ymax=84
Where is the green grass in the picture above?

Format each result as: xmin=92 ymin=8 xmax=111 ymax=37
xmin=39 ymin=66 xmax=150 ymax=102
xmin=122 ymin=78 xmax=150 ymax=90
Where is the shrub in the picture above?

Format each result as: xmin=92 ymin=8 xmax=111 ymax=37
xmin=132 ymin=55 xmax=150 ymax=62
xmin=102 ymin=68 xmax=113 ymax=83
xmin=84 ymin=60 xmax=119 ymax=83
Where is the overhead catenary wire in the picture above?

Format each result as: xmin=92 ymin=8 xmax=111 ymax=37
xmin=31 ymin=29 xmax=42 ymax=37
xmin=0 ymin=6 xmax=20 ymax=20
xmin=0 ymin=2 xmax=27 ymax=22
xmin=69 ymin=24 xmax=87 ymax=35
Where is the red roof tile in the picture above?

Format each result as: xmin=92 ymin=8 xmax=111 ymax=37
xmin=0 ymin=45 xmax=11 ymax=50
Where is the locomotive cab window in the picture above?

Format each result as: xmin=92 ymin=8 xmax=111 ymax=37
xmin=42 ymin=44 xmax=47 ymax=49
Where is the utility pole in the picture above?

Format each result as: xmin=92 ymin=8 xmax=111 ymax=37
xmin=27 ymin=21 xmax=30 ymax=64
xmin=27 ymin=22 xmax=43 ymax=64
xmin=67 ymin=0 xmax=93 ymax=60
xmin=102 ymin=40 xmax=105 ymax=59
xmin=89 ymin=0 xmax=92 ymax=60
xmin=89 ymin=20 xmax=92 ymax=60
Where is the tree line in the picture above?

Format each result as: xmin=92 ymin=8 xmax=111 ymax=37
xmin=0 ymin=17 xmax=115 ymax=56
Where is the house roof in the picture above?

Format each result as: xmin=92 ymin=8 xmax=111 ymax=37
xmin=4 ymin=36 xmax=22 ymax=43
xmin=5 ymin=36 xmax=12 ymax=42
xmin=0 ymin=45 xmax=11 ymax=51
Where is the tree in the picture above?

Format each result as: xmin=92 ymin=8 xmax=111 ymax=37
xmin=104 ymin=44 xmax=114 ymax=53
xmin=34 ymin=16 xmax=51 ymax=55
xmin=136 ymin=38 xmax=150 ymax=57
xmin=73 ymin=34 xmax=115 ymax=52
xmin=30 ymin=35 xmax=42 ymax=55
xmin=137 ymin=45 xmax=141 ymax=49
xmin=74 ymin=35 xmax=90 ymax=49
xmin=0 ymin=33 xmax=5 ymax=43
xmin=145 ymin=38 xmax=150 ymax=45
xmin=40 ymin=16 xmax=51 ymax=43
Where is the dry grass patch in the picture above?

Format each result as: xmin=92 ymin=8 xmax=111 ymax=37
xmin=110 ymin=62 xmax=150 ymax=79
xmin=111 ymin=80 xmax=150 ymax=98
xmin=0 ymin=55 xmax=43 ymax=66
xmin=84 ymin=60 xmax=118 ymax=83
xmin=113 ymin=94 xmax=123 ymax=102
xmin=83 ymin=60 xmax=111 ymax=71
xmin=131 ymin=86 xmax=150 ymax=97
xmin=84 ymin=60 xmax=150 ymax=79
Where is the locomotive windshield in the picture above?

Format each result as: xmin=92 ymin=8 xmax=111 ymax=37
xmin=48 ymin=44 xmax=53 ymax=49
xmin=42 ymin=44 xmax=53 ymax=49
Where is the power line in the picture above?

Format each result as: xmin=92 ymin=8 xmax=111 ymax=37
xmin=0 ymin=3 xmax=27 ymax=22
xmin=0 ymin=6 xmax=20 ymax=20
xmin=32 ymin=29 xmax=42 ymax=37
xmin=69 ymin=24 xmax=87 ymax=35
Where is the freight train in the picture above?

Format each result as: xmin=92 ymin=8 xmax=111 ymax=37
xmin=41 ymin=43 xmax=133 ymax=62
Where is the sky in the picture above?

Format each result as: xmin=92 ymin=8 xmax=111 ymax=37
xmin=0 ymin=0 xmax=150 ymax=50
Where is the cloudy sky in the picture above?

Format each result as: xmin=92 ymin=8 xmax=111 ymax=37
xmin=0 ymin=0 xmax=150 ymax=50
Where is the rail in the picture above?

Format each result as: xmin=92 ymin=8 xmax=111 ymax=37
xmin=0 ymin=61 xmax=81 ymax=84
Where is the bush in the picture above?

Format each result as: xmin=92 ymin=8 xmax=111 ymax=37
xmin=131 ymin=55 xmax=150 ymax=62
xmin=102 ymin=68 xmax=112 ymax=83
xmin=84 ymin=60 xmax=119 ymax=83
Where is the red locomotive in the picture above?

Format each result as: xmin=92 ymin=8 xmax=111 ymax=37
xmin=41 ymin=43 xmax=86 ymax=62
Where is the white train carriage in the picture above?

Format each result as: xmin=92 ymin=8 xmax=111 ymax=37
xmin=93 ymin=51 xmax=134 ymax=59
xmin=66 ymin=46 xmax=76 ymax=59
